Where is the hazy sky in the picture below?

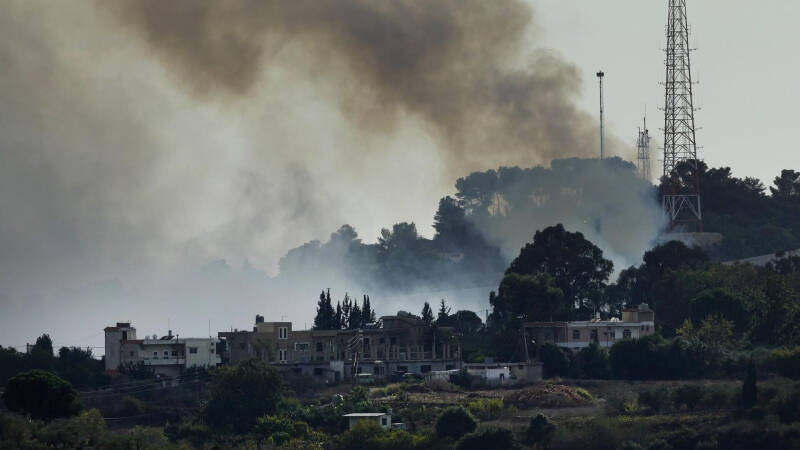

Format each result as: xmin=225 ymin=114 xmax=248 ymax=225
xmin=535 ymin=0 xmax=800 ymax=185
xmin=1 ymin=1 xmax=797 ymax=351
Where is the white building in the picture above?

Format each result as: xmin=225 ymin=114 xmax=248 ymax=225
xmin=343 ymin=412 xmax=393 ymax=430
xmin=104 ymin=322 xmax=221 ymax=377
xmin=525 ymin=304 xmax=656 ymax=351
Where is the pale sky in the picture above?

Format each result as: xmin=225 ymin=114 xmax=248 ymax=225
xmin=536 ymin=0 xmax=800 ymax=185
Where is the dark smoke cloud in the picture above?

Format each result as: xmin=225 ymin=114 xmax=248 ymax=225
xmin=103 ymin=0 xmax=606 ymax=173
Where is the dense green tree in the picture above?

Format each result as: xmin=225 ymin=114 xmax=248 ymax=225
xmin=314 ymin=289 xmax=337 ymax=330
xmin=435 ymin=406 xmax=477 ymax=441
xmin=202 ymin=359 xmax=284 ymax=433
xmin=525 ymin=414 xmax=556 ymax=448
xmin=421 ymin=302 xmax=434 ymax=326
xmin=437 ymin=299 xmax=451 ymax=324
xmin=770 ymin=169 xmax=800 ymax=200
xmin=361 ymin=295 xmax=376 ymax=326
xmin=2 ymin=370 xmax=80 ymax=421
xmin=505 ymin=224 xmax=613 ymax=318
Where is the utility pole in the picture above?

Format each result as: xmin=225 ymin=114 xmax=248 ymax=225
xmin=596 ymin=71 xmax=605 ymax=160
xmin=662 ymin=0 xmax=702 ymax=231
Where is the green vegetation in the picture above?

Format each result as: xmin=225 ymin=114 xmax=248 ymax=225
xmin=2 ymin=370 xmax=80 ymax=421
xmin=434 ymin=407 xmax=476 ymax=441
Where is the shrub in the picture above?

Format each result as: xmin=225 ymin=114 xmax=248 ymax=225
xmin=525 ymin=414 xmax=556 ymax=447
xmin=202 ymin=359 xmax=284 ymax=432
xmin=164 ymin=418 xmax=212 ymax=445
xmin=435 ymin=407 xmax=477 ymax=441
xmin=425 ymin=378 xmax=459 ymax=392
xmin=255 ymin=415 xmax=293 ymax=438
xmin=292 ymin=420 xmax=310 ymax=438
xmin=456 ymin=426 xmax=524 ymax=450
xmin=450 ymin=369 xmax=474 ymax=390
xmin=645 ymin=440 xmax=673 ymax=450
xmin=466 ymin=398 xmax=504 ymax=421
xmin=638 ymin=387 xmax=672 ymax=413
xmin=539 ymin=344 xmax=571 ymax=378
xmin=272 ymin=431 xmax=292 ymax=446
xmin=767 ymin=346 xmax=800 ymax=379
xmin=2 ymin=370 xmax=81 ymax=421
xmin=37 ymin=409 xmax=105 ymax=448
xmin=333 ymin=420 xmax=419 ymax=450
xmin=672 ymin=384 xmax=705 ymax=411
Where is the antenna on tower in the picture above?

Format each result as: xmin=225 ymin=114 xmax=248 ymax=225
xmin=636 ymin=108 xmax=651 ymax=181
xmin=661 ymin=0 xmax=702 ymax=231
xmin=596 ymin=70 xmax=605 ymax=160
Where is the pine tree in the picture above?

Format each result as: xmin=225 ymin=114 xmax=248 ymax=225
xmin=361 ymin=295 xmax=376 ymax=326
xmin=349 ymin=303 xmax=362 ymax=330
xmin=335 ymin=302 xmax=343 ymax=330
xmin=421 ymin=302 xmax=434 ymax=326
xmin=313 ymin=289 xmax=336 ymax=329
xmin=437 ymin=299 xmax=451 ymax=324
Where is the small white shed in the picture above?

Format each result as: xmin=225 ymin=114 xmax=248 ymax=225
xmin=343 ymin=412 xmax=392 ymax=430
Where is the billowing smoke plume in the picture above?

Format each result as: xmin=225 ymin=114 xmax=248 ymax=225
xmin=102 ymin=0 xmax=608 ymax=173
xmin=0 ymin=0 xmax=637 ymax=350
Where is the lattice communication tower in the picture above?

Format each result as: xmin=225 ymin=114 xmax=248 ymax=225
xmin=636 ymin=117 xmax=651 ymax=181
xmin=662 ymin=0 xmax=702 ymax=231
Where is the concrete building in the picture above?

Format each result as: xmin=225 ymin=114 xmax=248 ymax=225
xmin=343 ymin=412 xmax=393 ymax=430
xmin=218 ymin=311 xmax=462 ymax=382
xmin=525 ymin=304 xmax=655 ymax=351
xmin=104 ymin=322 xmax=221 ymax=377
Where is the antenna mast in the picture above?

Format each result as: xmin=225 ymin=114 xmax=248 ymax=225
xmin=596 ymin=71 xmax=605 ymax=160
xmin=662 ymin=0 xmax=702 ymax=231
xmin=636 ymin=115 xmax=651 ymax=181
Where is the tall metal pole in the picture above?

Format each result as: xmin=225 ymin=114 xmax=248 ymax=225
xmin=597 ymin=71 xmax=605 ymax=160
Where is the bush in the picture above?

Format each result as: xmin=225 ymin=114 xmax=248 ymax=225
xmin=638 ymin=387 xmax=672 ymax=413
xmin=2 ymin=370 xmax=81 ymax=421
xmin=255 ymin=414 xmax=293 ymax=438
xmin=202 ymin=359 xmax=284 ymax=433
xmin=539 ymin=344 xmax=571 ymax=378
xmin=466 ymin=398 xmax=504 ymax=421
xmin=525 ymin=414 xmax=556 ymax=447
xmin=425 ymin=379 xmax=459 ymax=392
xmin=272 ymin=431 xmax=292 ymax=446
xmin=672 ymin=384 xmax=705 ymax=411
xmin=450 ymin=369 xmax=474 ymax=390
xmin=435 ymin=407 xmax=477 ymax=441
xmin=767 ymin=347 xmax=800 ymax=379
xmin=456 ymin=426 xmax=525 ymax=450
xmin=333 ymin=420 xmax=419 ymax=450
xmin=164 ymin=418 xmax=211 ymax=446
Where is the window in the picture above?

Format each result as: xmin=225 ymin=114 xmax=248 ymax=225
xmin=421 ymin=365 xmax=431 ymax=373
xmin=398 ymin=366 xmax=408 ymax=373
xmin=381 ymin=417 xmax=388 ymax=426
xmin=122 ymin=331 xmax=128 ymax=340
xmin=572 ymin=329 xmax=580 ymax=340
xmin=590 ymin=329 xmax=598 ymax=342
xmin=313 ymin=368 xmax=325 ymax=376
xmin=172 ymin=350 xmax=178 ymax=356
xmin=153 ymin=351 xmax=158 ymax=357
xmin=279 ymin=349 xmax=287 ymax=362
xmin=164 ymin=351 xmax=169 ymax=357
xmin=447 ymin=365 xmax=455 ymax=370
xmin=239 ymin=342 xmax=246 ymax=350
xmin=278 ymin=327 xmax=288 ymax=339
xmin=295 ymin=342 xmax=309 ymax=351
xmin=373 ymin=366 xmax=381 ymax=374
xmin=129 ymin=351 xmax=135 ymax=357
xmin=377 ymin=350 xmax=384 ymax=359
xmin=623 ymin=329 xmax=632 ymax=339
xmin=316 ymin=342 xmax=324 ymax=352
xmin=390 ymin=337 xmax=397 ymax=345
xmin=210 ymin=349 xmax=214 ymax=354
xmin=189 ymin=347 xmax=198 ymax=354
xmin=609 ymin=331 xmax=616 ymax=339
xmin=363 ymin=337 xmax=370 ymax=346
xmin=379 ymin=337 xmax=385 ymax=344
